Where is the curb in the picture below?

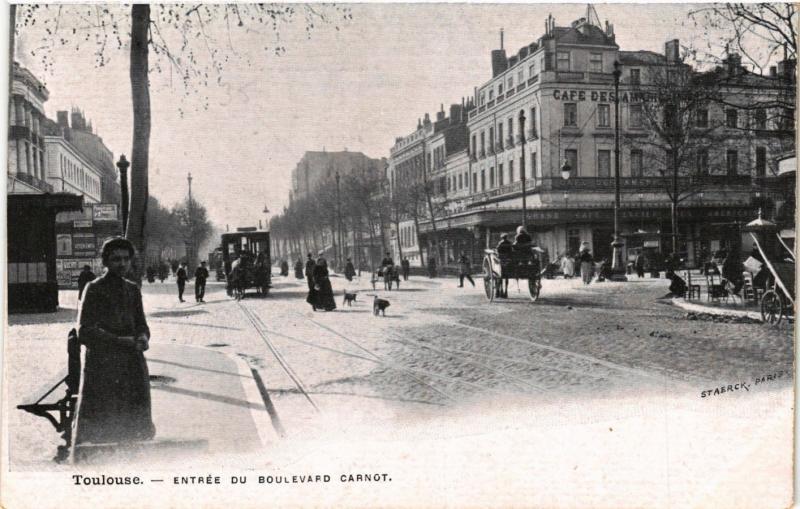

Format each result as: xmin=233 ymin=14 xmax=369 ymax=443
xmin=670 ymin=298 xmax=762 ymax=321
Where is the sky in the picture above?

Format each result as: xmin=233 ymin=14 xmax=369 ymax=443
xmin=15 ymin=3 xmax=717 ymax=230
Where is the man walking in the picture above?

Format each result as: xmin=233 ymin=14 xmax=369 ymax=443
xmin=194 ymin=261 xmax=209 ymax=302
xmin=457 ymin=252 xmax=475 ymax=288
xmin=401 ymin=257 xmax=410 ymax=281
xmin=304 ymin=253 xmax=316 ymax=293
xmin=77 ymin=264 xmax=96 ymax=300
xmin=176 ymin=262 xmax=188 ymax=302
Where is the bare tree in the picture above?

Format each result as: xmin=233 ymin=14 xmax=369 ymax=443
xmin=17 ymin=4 xmax=352 ymax=279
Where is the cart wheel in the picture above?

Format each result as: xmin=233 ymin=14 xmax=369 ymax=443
xmin=483 ymin=258 xmax=495 ymax=302
xmin=528 ymin=278 xmax=541 ymax=302
xmin=761 ymin=290 xmax=783 ymax=326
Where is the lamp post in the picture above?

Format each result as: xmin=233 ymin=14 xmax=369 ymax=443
xmin=518 ymin=109 xmax=527 ymax=230
xmin=116 ymin=155 xmax=130 ymax=237
xmin=561 ymin=161 xmax=572 ymax=254
xmin=335 ymin=171 xmax=342 ymax=268
xmin=611 ymin=60 xmax=627 ymax=281
xmin=638 ymin=192 xmax=645 ymax=231
xmin=187 ymin=172 xmax=195 ymax=269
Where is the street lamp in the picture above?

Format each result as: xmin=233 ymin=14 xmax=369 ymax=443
xmin=638 ymin=192 xmax=645 ymax=231
xmin=335 ymin=171 xmax=342 ymax=268
xmin=263 ymin=205 xmax=270 ymax=230
xmin=116 ymin=155 xmax=130 ymax=237
xmin=518 ymin=109 xmax=527 ymax=230
xmin=610 ymin=60 xmax=627 ymax=281
xmin=561 ymin=160 xmax=572 ymax=255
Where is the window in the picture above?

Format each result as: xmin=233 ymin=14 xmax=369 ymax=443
xmin=529 ymin=63 xmax=536 ymax=77
xmin=472 ymin=173 xmax=477 ymax=191
xmin=509 ymin=160 xmax=514 ymax=182
xmin=696 ymin=109 xmax=708 ymax=128
xmin=597 ymin=150 xmax=611 ymax=177
xmin=726 ymin=108 xmax=738 ymax=129
xmin=489 ymin=127 xmax=495 ymax=151
xmin=532 ymin=151 xmax=538 ymax=178
xmin=498 ymin=82 xmax=504 ymax=95
xmin=630 ymin=68 xmax=641 ymax=85
xmin=598 ymin=104 xmax=610 ymax=127
xmin=458 ymin=173 xmax=463 ymax=189
xmin=507 ymin=76 xmax=513 ymax=90
xmin=726 ymin=150 xmax=738 ymax=176
xmin=589 ymin=52 xmax=603 ymax=72
xmin=755 ymin=108 xmax=767 ymax=130
xmin=489 ymin=167 xmax=495 ymax=188
xmin=696 ymin=148 xmax=709 ymax=175
xmin=480 ymin=132 xmax=485 ymax=154
xmin=480 ymin=92 xmax=485 ymax=106
xmin=508 ymin=118 xmax=513 ymax=141
xmin=471 ymin=134 xmax=477 ymax=156
xmin=498 ymin=163 xmax=504 ymax=186
xmin=630 ymin=149 xmax=643 ymax=177
xmin=530 ymin=107 xmax=537 ymax=137
xmin=630 ymin=104 xmax=643 ymax=128
xmin=565 ymin=149 xmax=578 ymax=176
xmin=564 ymin=103 xmax=577 ymax=127
xmin=557 ymin=51 xmax=570 ymax=71
xmin=498 ymin=124 xmax=503 ymax=148
xmin=518 ymin=70 xmax=524 ymax=84
xmin=756 ymin=147 xmax=767 ymax=177
xmin=480 ymin=170 xmax=486 ymax=191
xmin=489 ymin=89 xmax=494 ymax=101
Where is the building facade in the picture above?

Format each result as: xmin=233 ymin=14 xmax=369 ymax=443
xmin=412 ymin=13 xmax=794 ymax=268
xmin=8 ymin=62 xmax=52 ymax=194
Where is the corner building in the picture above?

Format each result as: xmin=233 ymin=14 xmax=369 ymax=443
xmin=431 ymin=14 xmax=794 ymax=266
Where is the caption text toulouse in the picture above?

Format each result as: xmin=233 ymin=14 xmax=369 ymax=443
xmin=72 ymin=473 xmax=391 ymax=486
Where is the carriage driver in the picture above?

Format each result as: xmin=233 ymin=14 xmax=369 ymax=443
xmin=380 ymin=251 xmax=395 ymax=276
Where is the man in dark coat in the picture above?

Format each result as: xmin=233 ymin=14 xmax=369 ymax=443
xmin=77 ymin=265 xmax=96 ymax=300
xmin=401 ymin=257 xmax=410 ymax=281
xmin=305 ymin=253 xmax=316 ymax=293
xmin=457 ymin=252 xmax=475 ymax=288
xmin=194 ymin=261 xmax=209 ymax=303
xmin=76 ymin=237 xmax=155 ymax=445
xmin=176 ymin=262 xmax=188 ymax=302
xmin=307 ymin=256 xmax=336 ymax=311
xmin=344 ymin=257 xmax=356 ymax=281
xmin=294 ymin=258 xmax=304 ymax=279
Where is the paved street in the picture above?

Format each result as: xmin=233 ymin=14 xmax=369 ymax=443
xmin=5 ymin=272 xmax=793 ymax=507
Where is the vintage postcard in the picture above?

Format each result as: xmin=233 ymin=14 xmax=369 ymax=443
xmin=2 ymin=3 xmax=796 ymax=508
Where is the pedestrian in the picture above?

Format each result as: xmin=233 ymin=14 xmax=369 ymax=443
xmin=294 ymin=258 xmax=304 ymax=279
xmin=457 ymin=252 xmax=475 ymax=288
xmin=579 ymin=243 xmax=594 ymax=285
xmin=721 ymin=248 xmax=744 ymax=295
xmin=344 ymin=257 xmax=356 ymax=282
xmin=304 ymin=253 xmax=316 ymax=293
xmin=280 ymin=259 xmax=289 ymax=277
xmin=307 ymin=253 xmax=336 ymax=311
xmin=401 ymin=257 xmax=410 ymax=281
xmin=75 ymin=237 xmax=155 ymax=445
xmin=77 ymin=264 xmax=96 ymax=300
xmin=194 ymin=261 xmax=209 ymax=303
xmin=560 ymin=253 xmax=574 ymax=278
xmin=428 ymin=256 xmax=437 ymax=278
xmin=514 ymin=226 xmax=532 ymax=247
xmin=176 ymin=262 xmax=188 ymax=302
xmin=635 ymin=252 xmax=645 ymax=278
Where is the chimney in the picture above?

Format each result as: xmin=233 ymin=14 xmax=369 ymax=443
xmin=491 ymin=27 xmax=508 ymax=77
xmin=665 ymin=39 xmax=680 ymax=64
xmin=56 ymin=111 xmax=69 ymax=128
xmin=726 ymin=53 xmax=742 ymax=75
xmin=450 ymin=103 xmax=463 ymax=123
xmin=770 ymin=66 xmax=778 ymax=78
xmin=777 ymin=59 xmax=796 ymax=82
xmin=436 ymin=103 xmax=445 ymax=122
xmin=71 ymin=109 xmax=86 ymax=131
xmin=423 ymin=113 xmax=431 ymax=127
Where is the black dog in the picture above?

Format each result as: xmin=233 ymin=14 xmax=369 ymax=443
xmin=343 ymin=291 xmax=357 ymax=307
xmin=372 ymin=295 xmax=390 ymax=316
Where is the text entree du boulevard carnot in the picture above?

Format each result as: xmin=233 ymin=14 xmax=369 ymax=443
xmin=72 ymin=473 xmax=391 ymax=486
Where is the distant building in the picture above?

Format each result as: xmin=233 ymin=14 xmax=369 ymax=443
xmin=8 ymin=62 xmax=52 ymax=194
xmin=289 ymin=149 xmax=384 ymax=203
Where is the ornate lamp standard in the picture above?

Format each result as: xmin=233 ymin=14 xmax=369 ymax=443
xmin=116 ymin=155 xmax=130 ymax=236
xmin=561 ymin=161 xmax=572 ymax=253
xmin=611 ymin=60 xmax=628 ymax=281
xmin=335 ymin=171 xmax=342 ymax=268
xmin=518 ymin=109 xmax=527 ymax=230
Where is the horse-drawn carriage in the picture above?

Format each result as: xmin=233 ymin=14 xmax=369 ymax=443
xmin=221 ymin=229 xmax=271 ymax=299
xmin=482 ymin=245 xmax=543 ymax=302
xmin=372 ymin=264 xmax=401 ymax=290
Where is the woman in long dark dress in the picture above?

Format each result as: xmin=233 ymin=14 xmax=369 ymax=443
xmin=75 ymin=237 xmax=156 ymax=444
xmin=310 ymin=256 xmax=337 ymax=311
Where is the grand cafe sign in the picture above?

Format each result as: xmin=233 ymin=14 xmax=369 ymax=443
xmin=553 ymin=89 xmax=655 ymax=103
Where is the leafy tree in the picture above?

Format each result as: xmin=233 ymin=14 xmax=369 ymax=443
xmin=173 ymin=195 xmax=213 ymax=269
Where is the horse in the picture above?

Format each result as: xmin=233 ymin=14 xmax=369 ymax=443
xmin=227 ymin=260 xmax=246 ymax=300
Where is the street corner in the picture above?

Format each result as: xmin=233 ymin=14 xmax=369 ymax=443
xmin=144 ymin=343 xmax=278 ymax=457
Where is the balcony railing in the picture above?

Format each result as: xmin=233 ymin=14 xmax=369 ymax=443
xmin=556 ymin=71 xmax=585 ymax=82
xmin=549 ymin=175 xmax=752 ymax=191
xmin=506 ymin=88 xmax=516 ymax=98
xmin=497 ymin=140 xmax=504 ymax=151
xmin=527 ymin=129 xmax=538 ymax=140
xmin=506 ymin=136 xmax=515 ymax=148
xmin=12 ymin=172 xmax=54 ymax=193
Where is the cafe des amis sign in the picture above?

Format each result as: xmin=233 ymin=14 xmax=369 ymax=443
xmin=552 ymin=90 xmax=656 ymax=103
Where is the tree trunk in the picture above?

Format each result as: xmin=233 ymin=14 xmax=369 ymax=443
xmin=393 ymin=211 xmax=404 ymax=261
xmin=413 ymin=214 xmax=425 ymax=266
xmin=671 ymin=150 xmax=679 ymax=254
xmin=127 ymin=4 xmax=151 ymax=282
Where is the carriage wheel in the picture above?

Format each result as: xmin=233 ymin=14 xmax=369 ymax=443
xmin=528 ymin=278 xmax=542 ymax=302
xmin=761 ymin=290 xmax=784 ymax=326
xmin=482 ymin=258 xmax=495 ymax=302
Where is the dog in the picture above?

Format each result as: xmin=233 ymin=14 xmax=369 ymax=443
xmin=343 ymin=291 xmax=358 ymax=307
xmin=371 ymin=295 xmax=390 ymax=316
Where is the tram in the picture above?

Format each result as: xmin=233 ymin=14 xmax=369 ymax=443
xmin=221 ymin=228 xmax=271 ymax=297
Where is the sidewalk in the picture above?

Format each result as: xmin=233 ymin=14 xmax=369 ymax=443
xmin=8 ymin=329 xmax=277 ymax=468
